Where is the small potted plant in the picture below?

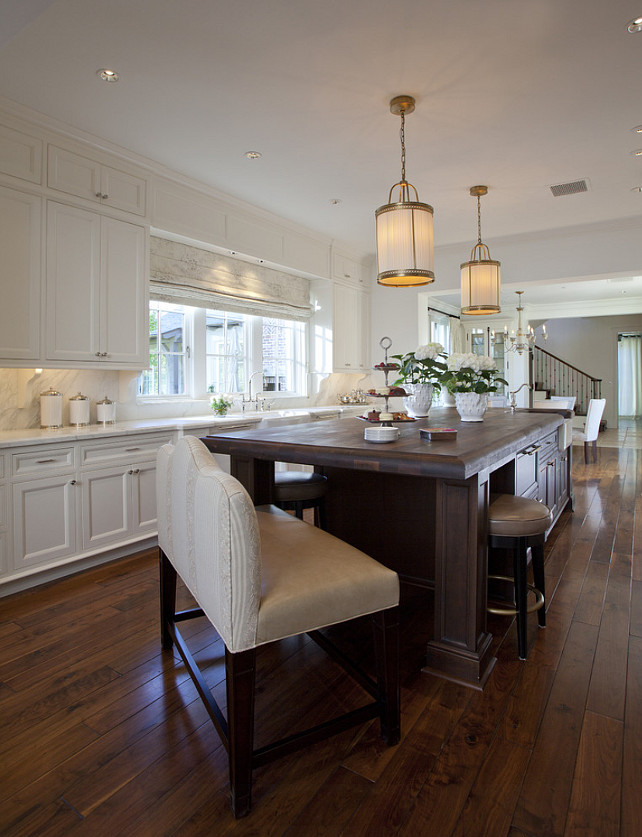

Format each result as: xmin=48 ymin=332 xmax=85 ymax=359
xmin=391 ymin=342 xmax=447 ymax=417
xmin=210 ymin=394 xmax=234 ymax=416
xmin=441 ymin=353 xmax=507 ymax=422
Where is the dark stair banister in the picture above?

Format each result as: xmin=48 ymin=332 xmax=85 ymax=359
xmin=530 ymin=346 xmax=602 ymax=415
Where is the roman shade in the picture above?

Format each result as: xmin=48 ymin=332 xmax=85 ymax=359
xmin=150 ymin=236 xmax=312 ymax=321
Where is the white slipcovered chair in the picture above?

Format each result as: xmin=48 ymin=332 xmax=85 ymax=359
xmin=572 ymin=398 xmax=606 ymax=463
xmin=550 ymin=395 xmax=576 ymax=410
xmin=157 ymin=436 xmax=400 ymax=817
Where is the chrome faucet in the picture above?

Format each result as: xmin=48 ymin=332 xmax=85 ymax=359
xmin=242 ymin=371 xmax=263 ymax=411
xmin=509 ymin=382 xmax=532 ymax=412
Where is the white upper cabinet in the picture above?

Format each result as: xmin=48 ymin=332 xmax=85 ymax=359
xmin=0 ymin=186 xmax=41 ymax=362
xmin=332 ymin=283 xmax=370 ymax=372
xmin=332 ymin=251 xmax=365 ymax=287
xmin=46 ymin=201 xmax=148 ymax=366
xmin=0 ymin=123 xmax=42 ymax=185
xmin=47 ymin=145 xmax=147 ymax=216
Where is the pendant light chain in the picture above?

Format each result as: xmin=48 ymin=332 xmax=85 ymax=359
xmin=400 ymin=110 xmax=407 ymax=184
xmin=477 ymin=193 xmax=482 ymax=245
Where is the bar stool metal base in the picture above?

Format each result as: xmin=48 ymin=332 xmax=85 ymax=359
xmin=487 ymin=574 xmax=545 ymax=616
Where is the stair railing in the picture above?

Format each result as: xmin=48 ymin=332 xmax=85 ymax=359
xmin=530 ymin=346 xmax=601 ymax=415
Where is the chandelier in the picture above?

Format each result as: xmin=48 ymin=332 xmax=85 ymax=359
xmin=504 ymin=290 xmax=546 ymax=354
xmin=460 ymin=185 xmax=500 ymax=314
xmin=375 ymin=95 xmax=434 ymax=286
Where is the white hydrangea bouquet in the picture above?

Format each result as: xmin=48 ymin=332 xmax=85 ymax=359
xmin=442 ymin=352 xmax=507 ymax=394
xmin=392 ymin=342 xmax=447 ymax=391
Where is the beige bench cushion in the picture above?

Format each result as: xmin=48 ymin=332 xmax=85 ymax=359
xmin=256 ymin=505 xmax=399 ymax=646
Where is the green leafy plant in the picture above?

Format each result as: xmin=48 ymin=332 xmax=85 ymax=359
xmin=210 ymin=395 xmax=234 ymax=415
xmin=441 ymin=352 xmax=508 ymax=394
xmin=392 ymin=342 xmax=447 ymax=392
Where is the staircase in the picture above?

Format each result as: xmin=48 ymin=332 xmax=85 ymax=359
xmin=531 ymin=346 xmax=602 ymax=416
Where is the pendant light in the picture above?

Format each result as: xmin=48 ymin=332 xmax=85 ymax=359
xmin=375 ymin=95 xmax=434 ymax=287
xmin=460 ymin=185 xmax=501 ymax=314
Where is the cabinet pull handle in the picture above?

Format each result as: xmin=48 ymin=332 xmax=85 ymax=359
xmin=102 ymin=193 xmax=109 ymax=199
xmin=36 ymin=458 xmax=56 ymax=464
xmin=95 ymin=351 xmax=102 ymax=357
xmin=125 ymin=447 xmax=140 ymax=452
xmin=70 ymin=479 xmax=77 ymax=485
xmin=133 ymin=468 xmax=140 ymax=474
xmin=95 ymin=192 xmax=102 ymax=197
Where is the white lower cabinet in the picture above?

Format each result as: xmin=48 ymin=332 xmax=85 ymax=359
xmin=13 ymin=474 xmax=78 ymax=570
xmin=81 ymin=458 xmax=158 ymax=550
xmin=4 ymin=431 xmax=171 ymax=587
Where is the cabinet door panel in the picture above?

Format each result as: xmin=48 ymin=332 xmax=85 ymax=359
xmin=46 ymin=202 xmax=100 ymax=361
xmin=101 ymin=166 xmax=146 ymax=216
xmin=0 ymin=124 xmax=42 ymax=184
xmin=131 ymin=461 xmax=157 ymax=535
xmin=47 ymin=146 xmax=101 ymax=203
xmin=0 ymin=187 xmax=41 ymax=360
xmin=101 ymin=217 xmax=147 ymax=364
xmin=13 ymin=476 xmax=77 ymax=569
xmin=81 ymin=467 xmax=129 ymax=550
xmin=333 ymin=283 xmax=359 ymax=371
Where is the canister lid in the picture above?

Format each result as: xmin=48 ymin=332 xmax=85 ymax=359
xmin=40 ymin=387 xmax=62 ymax=397
xmin=96 ymin=395 xmax=114 ymax=405
xmin=69 ymin=391 xmax=89 ymax=401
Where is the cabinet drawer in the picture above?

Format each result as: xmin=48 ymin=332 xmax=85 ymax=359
xmin=79 ymin=434 xmax=173 ymax=467
xmin=12 ymin=446 xmax=75 ymax=476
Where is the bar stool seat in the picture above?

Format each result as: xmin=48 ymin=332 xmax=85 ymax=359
xmin=488 ymin=494 xmax=552 ymax=659
xmin=273 ymin=470 xmax=328 ymax=528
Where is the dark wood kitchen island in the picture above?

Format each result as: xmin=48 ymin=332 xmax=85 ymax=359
xmin=201 ymin=407 xmax=571 ymax=688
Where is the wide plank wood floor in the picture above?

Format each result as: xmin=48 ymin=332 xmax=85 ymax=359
xmin=1 ymin=440 xmax=641 ymax=836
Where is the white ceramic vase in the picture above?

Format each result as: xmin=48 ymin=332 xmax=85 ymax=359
xmin=403 ymin=383 xmax=434 ymax=417
xmin=455 ymin=392 xmax=488 ymax=422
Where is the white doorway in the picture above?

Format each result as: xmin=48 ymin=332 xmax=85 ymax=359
xmin=618 ymin=333 xmax=642 ymax=419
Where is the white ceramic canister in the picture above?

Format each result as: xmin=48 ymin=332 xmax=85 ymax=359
xmin=69 ymin=392 xmax=90 ymax=426
xmin=40 ymin=388 xmax=63 ymax=429
xmin=96 ymin=395 xmax=116 ymax=424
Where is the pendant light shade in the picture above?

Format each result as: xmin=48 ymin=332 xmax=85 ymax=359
xmin=460 ymin=186 xmax=501 ymax=314
xmin=376 ymin=96 xmax=434 ymax=287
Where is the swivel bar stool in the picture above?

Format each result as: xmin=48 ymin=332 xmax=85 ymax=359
xmin=273 ymin=470 xmax=328 ymax=528
xmin=487 ymin=494 xmax=552 ymax=659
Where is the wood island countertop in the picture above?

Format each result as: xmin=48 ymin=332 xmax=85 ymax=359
xmin=202 ymin=406 xmax=566 ymax=481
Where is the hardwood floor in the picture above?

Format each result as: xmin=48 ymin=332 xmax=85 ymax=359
xmin=1 ymin=441 xmax=641 ymax=836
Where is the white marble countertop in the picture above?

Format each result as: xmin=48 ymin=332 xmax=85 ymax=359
xmin=0 ymin=406 xmax=350 ymax=449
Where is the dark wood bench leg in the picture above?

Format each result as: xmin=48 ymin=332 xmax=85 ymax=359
xmin=372 ymin=607 xmax=401 ymax=745
xmin=592 ymin=439 xmax=598 ymax=463
xmin=159 ymin=548 xmax=177 ymax=651
xmin=226 ymin=648 xmax=257 ymax=818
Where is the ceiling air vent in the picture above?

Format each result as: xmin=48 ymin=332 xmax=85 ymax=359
xmin=549 ymin=179 xmax=589 ymax=197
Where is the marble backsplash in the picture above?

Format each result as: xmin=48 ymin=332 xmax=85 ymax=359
xmin=0 ymin=368 xmax=121 ymax=430
xmin=0 ymin=368 xmax=377 ymax=430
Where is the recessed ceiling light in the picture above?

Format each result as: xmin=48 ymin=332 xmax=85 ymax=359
xmin=628 ymin=16 xmax=642 ymax=33
xmin=632 ymin=149 xmax=642 ymax=157
xmin=632 ymin=186 xmax=642 ymax=192
xmin=96 ymin=68 xmax=119 ymax=82
xmin=329 ymin=198 xmax=342 ymax=205
xmin=633 ymin=125 xmax=642 ymax=134
xmin=245 ymin=151 xmax=262 ymax=160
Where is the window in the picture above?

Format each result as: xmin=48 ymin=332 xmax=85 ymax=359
xmin=139 ymin=301 xmax=187 ymax=396
xmin=206 ymin=310 xmax=246 ymax=393
xmin=139 ymin=302 xmax=307 ymax=399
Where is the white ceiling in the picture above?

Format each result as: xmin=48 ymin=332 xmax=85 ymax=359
xmin=1 ymin=0 xmax=641 ymax=309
